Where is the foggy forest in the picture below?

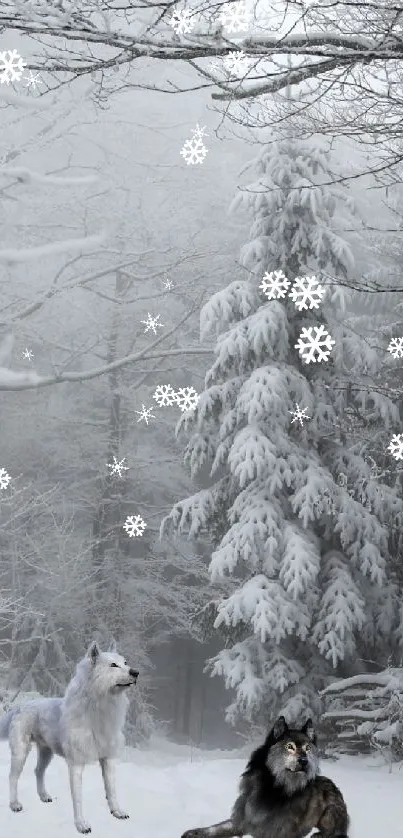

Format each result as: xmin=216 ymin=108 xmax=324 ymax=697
xmin=1 ymin=2 xmax=403 ymax=836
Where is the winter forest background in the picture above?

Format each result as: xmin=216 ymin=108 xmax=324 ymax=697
xmin=2 ymin=0 xmax=403 ymax=757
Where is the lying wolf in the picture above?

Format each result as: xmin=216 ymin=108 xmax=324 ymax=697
xmin=182 ymin=716 xmax=349 ymax=838
xmin=0 ymin=641 xmax=138 ymax=834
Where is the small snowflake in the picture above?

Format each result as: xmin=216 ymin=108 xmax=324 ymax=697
xmin=123 ymin=514 xmax=147 ymax=537
xmin=136 ymin=404 xmax=156 ymax=425
xmin=141 ymin=313 xmax=164 ymax=335
xmin=289 ymin=275 xmax=326 ymax=311
xmin=289 ymin=403 xmax=310 ymax=426
xmin=222 ymin=50 xmax=251 ymax=77
xmin=176 ymin=386 xmax=199 ymax=412
xmin=0 ymin=467 xmax=11 ymax=490
xmin=169 ymin=7 xmax=194 ymax=34
xmin=0 ymin=49 xmax=26 ymax=85
xmin=180 ymin=126 xmax=208 ymax=165
xmin=219 ymin=1 xmax=250 ymax=32
xmin=387 ymin=337 xmax=403 ymax=359
xmin=259 ymin=270 xmax=291 ymax=300
xmin=24 ymin=70 xmax=43 ymax=90
xmin=107 ymin=456 xmax=129 ymax=478
xmin=192 ymin=123 xmax=208 ymax=140
xmin=153 ymin=384 xmax=178 ymax=407
xmin=387 ymin=434 xmax=403 ymax=461
xmin=22 ymin=348 xmax=34 ymax=361
xmin=162 ymin=276 xmax=175 ymax=290
xmin=295 ymin=325 xmax=335 ymax=364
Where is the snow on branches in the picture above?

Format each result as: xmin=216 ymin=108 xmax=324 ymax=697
xmin=164 ymin=135 xmax=403 ymax=725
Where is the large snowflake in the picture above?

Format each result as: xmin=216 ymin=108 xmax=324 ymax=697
xmin=259 ymin=270 xmax=291 ymax=300
xmin=0 ymin=467 xmax=11 ymax=490
xmin=153 ymin=384 xmax=178 ymax=407
xmin=123 ymin=514 xmax=147 ymax=537
xmin=176 ymin=386 xmax=199 ymax=412
xmin=169 ymin=7 xmax=194 ymax=35
xmin=222 ymin=50 xmax=251 ymax=77
xmin=387 ymin=337 xmax=403 ymax=359
xmin=0 ymin=50 xmax=26 ymax=84
xmin=387 ymin=434 xmax=403 ymax=461
xmin=289 ymin=275 xmax=326 ymax=311
xmin=295 ymin=325 xmax=335 ymax=364
xmin=218 ymin=1 xmax=250 ymax=32
xmin=180 ymin=125 xmax=208 ymax=165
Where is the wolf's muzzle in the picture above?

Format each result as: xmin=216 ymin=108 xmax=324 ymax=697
xmin=298 ymin=755 xmax=308 ymax=771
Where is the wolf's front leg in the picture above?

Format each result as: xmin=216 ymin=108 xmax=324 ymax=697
xmin=182 ymin=819 xmax=242 ymax=838
xmin=100 ymin=757 xmax=129 ymax=820
xmin=68 ymin=763 xmax=92 ymax=834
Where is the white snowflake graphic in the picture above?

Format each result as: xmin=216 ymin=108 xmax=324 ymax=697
xmin=24 ymin=70 xmax=43 ymax=90
xmin=219 ymin=1 xmax=250 ymax=32
xmin=387 ymin=434 xmax=403 ymax=461
xmin=289 ymin=275 xmax=326 ymax=311
xmin=0 ymin=49 xmax=26 ymax=84
xmin=289 ymin=403 xmax=310 ymax=426
xmin=222 ymin=50 xmax=251 ymax=77
xmin=123 ymin=514 xmax=147 ymax=538
xmin=259 ymin=270 xmax=291 ymax=300
xmin=295 ymin=325 xmax=335 ymax=364
xmin=387 ymin=337 xmax=403 ymax=359
xmin=107 ymin=456 xmax=129 ymax=478
xmin=176 ymin=386 xmax=199 ymax=412
xmin=141 ymin=313 xmax=164 ymax=335
xmin=169 ymin=7 xmax=194 ymax=34
xmin=153 ymin=384 xmax=178 ymax=407
xmin=162 ymin=276 xmax=175 ymax=290
xmin=136 ymin=404 xmax=156 ymax=425
xmin=180 ymin=124 xmax=209 ymax=166
xmin=22 ymin=348 xmax=34 ymax=361
xmin=0 ymin=467 xmax=11 ymax=490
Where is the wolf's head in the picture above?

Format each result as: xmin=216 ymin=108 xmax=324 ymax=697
xmin=264 ymin=716 xmax=319 ymax=795
xmin=84 ymin=641 xmax=139 ymax=696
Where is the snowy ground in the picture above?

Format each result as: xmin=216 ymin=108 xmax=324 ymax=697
xmin=0 ymin=736 xmax=402 ymax=837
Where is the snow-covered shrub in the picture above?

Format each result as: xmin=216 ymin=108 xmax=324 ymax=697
xmin=322 ymin=668 xmax=403 ymax=759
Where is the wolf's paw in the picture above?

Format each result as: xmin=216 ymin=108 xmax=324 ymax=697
xmin=10 ymin=801 xmax=23 ymax=813
xmin=182 ymin=830 xmax=206 ymax=838
xmin=75 ymin=819 xmax=92 ymax=834
xmin=40 ymin=793 xmax=53 ymax=803
xmin=111 ymin=808 xmax=130 ymax=820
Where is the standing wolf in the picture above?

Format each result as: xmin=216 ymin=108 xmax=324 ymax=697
xmin=182 ymin=716 xmax=349 ymax=838
xmin=0 ymin=641 xmax=138 ymax=834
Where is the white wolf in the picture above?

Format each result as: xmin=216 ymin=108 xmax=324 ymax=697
xmin=0 ymin=641 xmax=139 ymax=834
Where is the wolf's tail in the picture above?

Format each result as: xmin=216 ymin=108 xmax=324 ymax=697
xmin=0 ymin=709 xmax=14 ymax=740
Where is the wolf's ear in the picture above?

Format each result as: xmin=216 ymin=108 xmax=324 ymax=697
xmin=108 ymin=638 xmax=117 ymax=653
xmin=301 ymin=718 xmax=316 ymax=743
xmin=270 ymin=716 xmax=288 ymax=741
xmin=87 ymin=641 xmax=100 ymax=664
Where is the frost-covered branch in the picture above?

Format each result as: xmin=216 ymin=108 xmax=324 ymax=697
xmin=0 ymin=233 xmax=105 ymax=264
xmin=0 ymin=296 xmax=211 ymax=390
xmin=2 ymin=0 xmax=403 ymax=177
xmin=0 ymin=166 xmax=98 ymax=186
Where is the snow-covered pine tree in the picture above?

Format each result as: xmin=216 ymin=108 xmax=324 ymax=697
xmin=162 ymin=135 xmax=403 ymax=726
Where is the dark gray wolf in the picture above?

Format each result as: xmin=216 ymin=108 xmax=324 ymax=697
xmin=0 ymin=641 xmax=138 ymax=834
xmin=182 ymin=716 xmax=349 ymax=838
